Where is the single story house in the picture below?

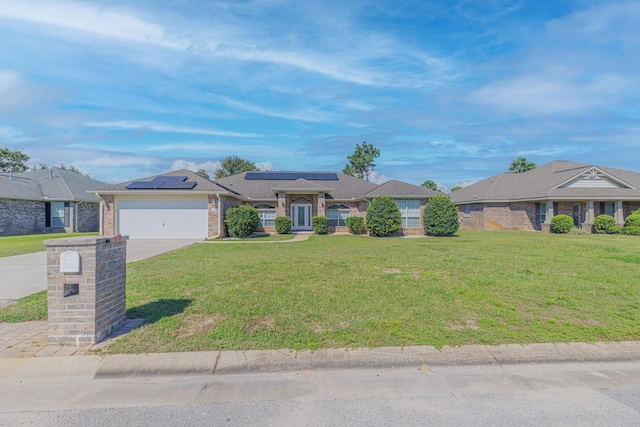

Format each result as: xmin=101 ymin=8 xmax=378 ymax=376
xmin=450 ymin=161 xmax=640 ymax=232
xmin=93 ymin=170 xmax=439 ymax=239
xmin=0 ymin=167 xmax=105 ymax=236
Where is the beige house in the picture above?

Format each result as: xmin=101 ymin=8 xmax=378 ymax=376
xmin=93 ymin=170 xmax=438 ymax=239
xmin=451 ymin=161 xmax=640 ymax=232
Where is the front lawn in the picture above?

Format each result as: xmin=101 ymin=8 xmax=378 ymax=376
xmin=0 ymin=232 xmax=98 ymax=258
xmin=2 ymin=231 xmax=640 ymax=353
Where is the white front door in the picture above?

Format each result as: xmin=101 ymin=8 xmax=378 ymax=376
xmin=291 ymin=204 xmax=312 ymax=230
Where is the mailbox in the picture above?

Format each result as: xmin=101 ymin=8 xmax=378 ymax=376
xmin=60 ymin=251 xmax=81 ymax=273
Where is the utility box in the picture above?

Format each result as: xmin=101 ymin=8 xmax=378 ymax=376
xmin=44 ymin=235 xmax=128 ymax=345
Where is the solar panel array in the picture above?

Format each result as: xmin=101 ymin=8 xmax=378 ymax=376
xmin=244 ymin=172 xmax=339 ymax=181
xmin=126 ymin=176 xmax=197 ymax=190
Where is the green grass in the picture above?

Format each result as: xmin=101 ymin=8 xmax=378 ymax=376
xmin=3 ymin=231 xmax=640 ymax=353
xmin=0 ymin=291 xmax=47 ymax=322
xmin=0 ymin=232 xmax=98 ymax=258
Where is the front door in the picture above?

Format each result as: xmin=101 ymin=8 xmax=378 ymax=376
xmin=291 ymin=204 xmax=312 ymax=230
xmin=572 ymin=204 xmax=582 ymax=226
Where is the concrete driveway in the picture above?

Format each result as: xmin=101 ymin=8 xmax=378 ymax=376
xmin=0 ymin=239 xmax=200 ymax=308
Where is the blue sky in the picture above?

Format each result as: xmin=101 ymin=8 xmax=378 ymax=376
xmin=1 ymin=0 xmax=639 ymax=189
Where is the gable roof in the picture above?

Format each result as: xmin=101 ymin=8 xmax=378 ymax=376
xmin=0 ymin=167 xmax=106 ymax=202
xmin=451 ymin=161 xmax=640 ymax=204
xmin=215 ymin=171 xmax=438 ymax=201
xmin=92 ymin=169 xmax=232 ymax=195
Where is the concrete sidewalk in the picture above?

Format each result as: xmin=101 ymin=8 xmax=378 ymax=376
xmin=1 ymin=318 xmax=639 ymax=379
xmin=0 ymin=239 xmax=199 ymax=308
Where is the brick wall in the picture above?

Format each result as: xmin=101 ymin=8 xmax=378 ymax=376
xmin=0 ymin=199 xmax=45 ymax=236
xmin=219 ymin=195 xmax=242 ymax=238
xmin=77 ymin=202 xmax=100 ymax=232
xmin=208 ymin=195 xmax=219 ymax=237
xmin=101 ymin=195 xmax=115 ymax=236
xmin=45 ymin=236 xmax=127 ymax=345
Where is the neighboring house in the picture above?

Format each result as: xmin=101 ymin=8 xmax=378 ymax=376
xmin=93 ymin=170 xmax=439 ymax=239
xmin=0 ymin=167 xmax=105 ymax=236
xmin=451 ymin=161 xmax=640 ymax=232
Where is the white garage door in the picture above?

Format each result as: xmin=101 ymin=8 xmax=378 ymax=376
xmin=118 ymin=196 xmax=208 ymax=239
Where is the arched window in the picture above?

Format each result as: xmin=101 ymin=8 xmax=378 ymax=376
xmin=254 ymin=204 xmax=276 ymax=228
xmin=291 ymin=196 xmax=312 ymax=203
xmin=327 ymin=204 xmax=351 ymax=227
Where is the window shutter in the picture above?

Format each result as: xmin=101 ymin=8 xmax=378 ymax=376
xmin=553 ymin=202 xmax=559 ymax=216
xmin=599 ymin=202 xmax=605 ymax=216
xmin=64 ymin=202 xmax=70 ymax=227
xmin=535 ymin=202 xmax=541 ymax=226
xmin=45 ymin=202 xmax=51 ymax=227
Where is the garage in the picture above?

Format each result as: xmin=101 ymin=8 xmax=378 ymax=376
xmin=117 ymin=195 xmax=208 ymax=239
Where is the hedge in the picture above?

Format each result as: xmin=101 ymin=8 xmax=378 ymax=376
xmin=593 ymin=214 xmax=615 ymax=234
xmin=423 ymin=196 xmax=459 ymax=236
xmin=346 ymin=216 xmax=365 ymax=234
xmin=225 ymin=205 xmax=259 ymax=238
xmin=275 ymin=216 xmax=292 ymax=234
xmin=550 ymin=214 xmax=574 ymax=234
xmin=366 ymin=196 xmax=402 ymax=237
xmin=312 ymin=216 xmax=329 ymax=234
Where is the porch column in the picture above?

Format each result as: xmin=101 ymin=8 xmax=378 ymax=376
xmin=585 ymin=200 xmax=594 ymax=224
xmin=544 ymin=201 xmax=554 ymax=223
xmin=615 ymin=200 xmax=624 ymax=225
xmin=276 ymin=193 xmax=286 ymax=217
xmin=317 ymin=193 xmax=326 ymax=217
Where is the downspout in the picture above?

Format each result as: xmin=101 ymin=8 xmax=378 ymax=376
xmin=98 ymin=195 xmax=103 ymax=236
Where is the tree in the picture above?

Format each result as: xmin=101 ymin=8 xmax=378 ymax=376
xmin=421 ymin=180 xmax=438 ymax=190
xmin=215 ymin=155 xmax=259 ymax=180
xmin=343 ymin=141 xmax=380 ymax=181
xmin=0 ymin=148 xmax=29 ymax=172
xmin=509 ymin=157 xmax=536 ymax=173
xmin=423 ymin=196 xmax=459 ymax=236
xmin=196 ymin=169 xmax=210 ymax=180
xmin=450 ymin=185 xmax=463 ymax=192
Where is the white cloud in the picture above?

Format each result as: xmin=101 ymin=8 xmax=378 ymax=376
xmin=255 ymin=161 xmax=277 ymax=171
xmin=0 ymin=125 xmax=34 ymax=143
xmin=85 ymin=121 xmax=261 ymax=138
xmin=367 ymin=170 xmax=391 ymax=185
xmin=0 ymin=0 xmax=185 ymax=49
xmin=0 ymin=70 xmax=21 ymax=94
xmin=170 ymin=159 xmax=222 ymax=178
xmin=212 ymin=95 xmax=337 ymax=123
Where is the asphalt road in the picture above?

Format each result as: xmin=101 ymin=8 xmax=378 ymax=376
xmin=2 ymin=361 xmax=639 ymax=426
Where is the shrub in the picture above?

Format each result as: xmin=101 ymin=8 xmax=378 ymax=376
xmin=224 ymin=204 xmax=259 ymax=238
xmin=550 ymin=214 xmax=574 ymax=234
xmin=625 ymin=211 xmax=640 ymax=227
xmin=568 ymin=226 xmax=586 ymax=235
xmin=275 ymin=216 xmax=292 ymax=234
xmin=346 ymin=216 xmax=366 ymax=234
xmin=593 ymin=214 xmax=615 ymax=234
xmin=366 ymin=196 xmax=402 ymax=237
xmin=423 ymin=196 xmax=459 ymax=236
xmin=610 ymin=225 xmax=625 ymax=235
xmin=312 ymin=216 xmax=329 ymax=234
xmin=624 ymin=226 xmax=640 ymax=236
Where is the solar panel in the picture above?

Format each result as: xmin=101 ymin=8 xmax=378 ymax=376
xmin=126 ymin=175 xmax=196 ymax=190
xmin=244 ymin=172 xmax=338 ymax=181
xmin=158 ymin=182 xmax=197 ymax=189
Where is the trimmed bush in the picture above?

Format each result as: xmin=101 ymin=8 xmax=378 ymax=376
xmin=423 ymin=196 xmax=459 ymax=236
xmin=312 ymin=216 xmax=329 ymax=234
xmin=366 ymin=196 xmax=402 ymax=237
xmin=224 ymin=204 xmax=259 ymax=238
xmin=624 ymin=226 xmax=640 ymax=236
xmin=275 ymin=216 xmax=292 ymax=234
xmin=593 ymin=214 xmax=615 ymax=234
xmin=610 ymin=225 xmax=625 ymax=235
xmin=346 ymin=216 xmax=366 ymax=234
xmin=550 ymin=214 xmax=574 ymax=234
xmin=625 ymin=211 xmax=640 ymax=227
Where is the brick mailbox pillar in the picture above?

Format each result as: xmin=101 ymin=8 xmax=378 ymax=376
xmin=44 ymin=235 xmax=128 ymax=345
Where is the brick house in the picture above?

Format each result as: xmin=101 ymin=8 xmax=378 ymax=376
xmin=451 ymin=161 xmax=640 ymax=232
xmin=0 ymin=167 xmax=105 ymax=236
xmin=93 ymin=170 xmax=439 ymax=239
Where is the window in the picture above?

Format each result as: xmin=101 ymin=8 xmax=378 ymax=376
xmin=254 ymin=204 xmax=276 ymax=228
xmin=395 ymin=200 xmax=421 ymax=228
xmin=291 ymin=196 xmax=312 ymax=203
xmin=327 ymin=204 xmax=351 ymax=226
xmin=46 ymin=202 xmax=69 ymax=227
xmin=463 ymin=205 xmax=471 ymax=218
xmin=604 ymin=202 xmax=615 ymax=217
xmin=540 ymin=202 xmax=547 ymax=224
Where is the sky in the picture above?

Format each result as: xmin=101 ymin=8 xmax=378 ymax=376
xmin=1 ymin=0 xmax=639 ymax=190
